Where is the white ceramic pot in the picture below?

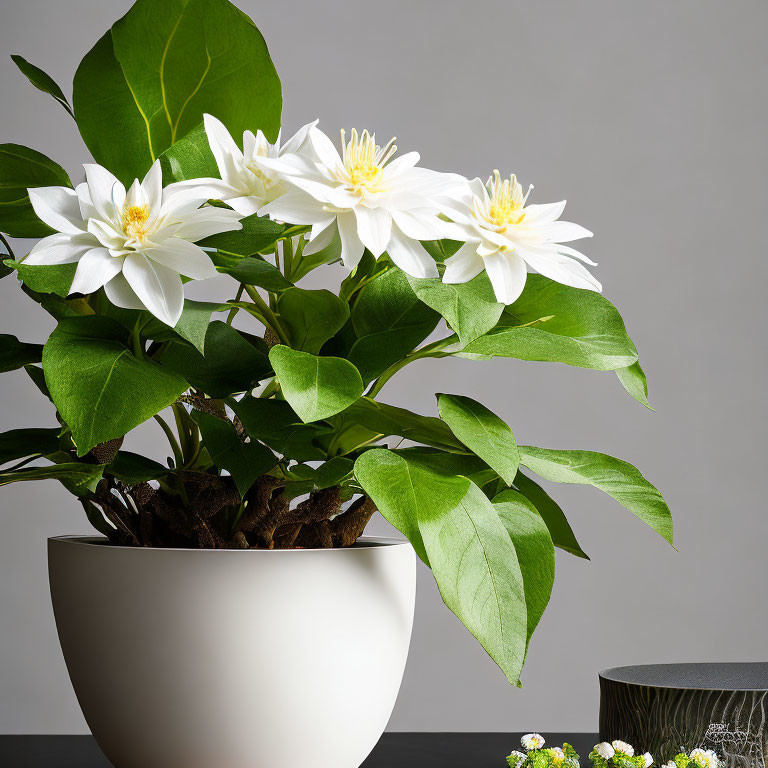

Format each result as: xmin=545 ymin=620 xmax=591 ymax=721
xmin=48 ymin=535 xmax=416 ymax=768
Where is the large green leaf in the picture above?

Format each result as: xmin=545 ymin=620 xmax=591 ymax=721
xmin=393 ymin=447 xmax=497 ymax=489
xmin=11 ymin=55 xmax=73 ymax=117
xmin=192 ymin=410 xmax=276 ymax=496
xmin=513 ymin=471 xmax=588 ymax=559
xmin=277 ymin=288 xmax=349 ymax=354
xmin=106 ymin=451 xmax=167 ymax=485
xmin=616 ymin=360 xmax=652 ymax=409
xmin=231 ymin=396 xmax=331 ymax=461
xmin=519 ymin=446 xmax=673 ymax=546
xmin=0 ymin=334 xmax=43 ymax=372
xmin=72 ymin=0 xmax=282 ymax=184
xmin=212 ymin=253 xmax=292 ymax=292
xmin=460 ymin=275 xmax=638 ymax=371
xmin=5 ymin=259 xmax=76 ymax=297
xmin=437 ymin=394 xmax=519 ymax=484
xmin=493 ymin=488 xmax=555 ymax=646
xmin=340 ymin=397 xmax=466 ymax=452
xmin=327 ymin=267 xmax=440 ymax=382
xmin=355 ymin=448 xmax=527 ymax=685
xmin=0 ymin=462 xmax=104 ymax=497
xmin=269 ymin=346 xmax=363 ymax=423
xmin=160 ymin=321 xmax=271 ymax=398
xmin=0 ymin=427 xmax=61 ymax=465
xmin=143 ymin=300 xmax=223 ymax=354
xmin=0 ymin=144 xmax=71 ymax=238
xmin=409 ymin=272 xmax=503 ymax=345
xmin=200 ymin=215 xmax=297 ymax=258
xmin=43 ymin=316 xmax=188 ymax=456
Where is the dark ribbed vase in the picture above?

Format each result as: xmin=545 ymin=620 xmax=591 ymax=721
xmin=599 ymin=663 xmax=768 ymax=768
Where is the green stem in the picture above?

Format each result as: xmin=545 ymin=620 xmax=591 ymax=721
xmin=282 ymin=237 xmax=294 ymax=281
xmin=244 ymin=285 xmax=289 ymax=344
xmin=153 ymin=413 xmax=183 ymax=468
xmin=0 ymin=233 xmax=15 ymax=260
xmin=367 ymin=335 xmax=457 ymax=398
xmin=131 ymin=318 xmax=146 ymax=359
xmin=226 ymin=284 xmax=245 ymax=325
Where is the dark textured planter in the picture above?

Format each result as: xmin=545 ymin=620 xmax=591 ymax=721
xmin=599 ymin=663 xmax=768 ymax=768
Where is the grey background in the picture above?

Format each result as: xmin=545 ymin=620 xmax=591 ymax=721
xmin=0 ymin=0 xmax=765 ymax=735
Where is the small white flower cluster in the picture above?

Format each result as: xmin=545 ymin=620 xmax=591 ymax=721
xmin=522 ymin=733 xmax=546 ymax=750
xmin=592 ymin=740 xmax=653 ymax=767
xmin=661 ymin=748 xmax=720 ymax=768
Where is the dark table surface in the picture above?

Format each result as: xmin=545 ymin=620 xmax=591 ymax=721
xmin=1 ymin=733 xmax=599 ymax=767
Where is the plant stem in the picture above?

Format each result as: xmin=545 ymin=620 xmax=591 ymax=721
xmin=0 ymin=233 xmax=15 ymax=260
xmin=243 ymin=285 xmax=289 ymax=344
xmin=225 ymin=284 xmax=245 ymax=325
xmin=131 ymin=318 xmax=145 ymax=359
xmin=153 ymin=413 xmax=184 ymax=468
xmin=367 ymin=335 xmax=458 ymax=398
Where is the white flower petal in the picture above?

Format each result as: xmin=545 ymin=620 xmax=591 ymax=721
xmin=27 ymin=187 xmax=85 ymax=235
xmin=391 ymin=209 xmax=445 ymax=241
xmin=337 ymin=211 xmax=365 ymax=269
xmin=87 ymin=218 xmax=126 ymax=250
xmin=75 ymin=182 xmax=100 ymax=221
xmin=141 ymin=160 xmax=163 ymax=212
xmin=124 ymin=178 xmax=146 ymax=208
xmin=279 ymin=119 xmax=319 ymax=156
xmin=382 ymin=151 xmax=420 ymax=177
xmin=84 ymin=164 xmax=125 ymax=221
xmin=24 ymin=232 xmax=97 ymax=265
xmin=146 ymin=238 xmax=218 ymax=280
xmin=103 ymin=272 xmax=146 ymax=311
xmin=443 ymin=241 xmax=485 ymax=284
xmin=173 ymin=208 xmax=242 ymax=242
xmin=163 ymin=178 xmax=239 ymax=207
xmin=385 ymin=225 xmax=439 ymax=278
xmin=259 ymin=189 xmax=326 ymax=225
xmin=203 ymin=113 xmax=244 ymax=187
xmin=557 ymin=243 xmax=598 ymax=266
xmin=518 ymin=245 xmax=602 ymax=292
xmin=227 ymin=196 xmax=263 ymax=217
xmin=308 ymin=126 xmax=343 ymax=171
xmin=540 ymin=220 xmax=593 ymax=243
xmin=355 ymin=205 xmax=392 ymax=257
xmin=523 ymin=201 xmax=566 ymax=224
xmin=484 ymin=250 xmax=528 ymax=304
xmin=69 ymin=248 xmax=122 ymax=295
xmin=123 ymin=252 xmax=185 ymax=326
xmin=303 ymin=220 xmax=337 ymax=256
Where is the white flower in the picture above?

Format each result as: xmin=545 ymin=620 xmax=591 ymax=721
xmin=662 ymin=762 xmax=676 ymax=768
xmin=173 ymin=113 xmax=318 ymax=217
xmin=611 ymin=741 xmax=635 ymax=757
xmin=595 ymin=742 xmax=616 ymax=760
xmin=522 ymin=733 xmax=545 ymax=750
xmin=256 ymin=126 xmax=467 ymax=278
xmin=551 ymin=747 xmax=565 ymax=764
xmin=690 ymin=749 xmax=718 ymax=768
xmin=24 ymin=160 xmax=241 ymax=326
xmin=441 ymin=171 xmax=599 ymax=304
xmin=508 ymin=750 xmax=527 ymax=765
xmin=643 ymin=751 xmax=654 ymax=767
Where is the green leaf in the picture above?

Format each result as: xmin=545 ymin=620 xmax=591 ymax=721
xmin=327 ymin=267 xmax=440 ymax=382
xmin=340 ymin=397 xmax=466 ymax=452
xmin=437 ymin=394 xmax=519 ymax=484
xmin=0 ymin=144 xmax=71 ymax=238
xmin=616 ymin=360 xmax=652 ymax=409
xmin=212 ymin=253 xmax=293 ymax=292
xmin=5 ymin=259 xmax=76 ymax=297
xmin=231 ymin=396 xmax=330 ymax=461
xmin=0 ymin=462 xmax=104 ymax=497
xmin=269 ymin=346 xmax=363 ymax=423
xmin=11 ymin=55 xmax=74 ymax=117
xmin=43 ymin=316 xmax=188 ymax=456
xmin=106 ymin=452 xmax=167 ymax=485
xmin=72 ymin=0 xmax=282 ymax=184
xmin=285 ymin=456 xmax=354 ymax=492
xmin=201 ymin=214 xmax=297 ymax=257
xmin=513 ymin=471 xmax=588 ymax=560
xmin=409 ymin=272 xmax=503 ymax=345
xmin=158 ymin=122 xmax=217 ymax=181
xmin=24 ymin=364 xmax=50 ymax=400
xmin=159 ymin=321 xmax=271 ymax=398
xmin=0 ymin=334 xmax=43 ymax=372
xmin=518 ymin=446 xmax=673 ymax=546
xmin=192 ymin=410 xmax=276 ymax=496
xmin=493 ymin=488 xmax=555 ymax=646
xmin=143 ymin=300 xmax=223 ymax=354
xmin=355 ymin=448 xmax=527 ymax=685
xmin=460 ymin=276 xmax=638 ymax=371
xmin=0 ymin=427 xmax=61 ymax=465
xmin=277 ymin=288 xmax=349 ymax=354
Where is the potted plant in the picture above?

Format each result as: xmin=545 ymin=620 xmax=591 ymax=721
xmin=1 ymin=1 xmax=672 ymax=766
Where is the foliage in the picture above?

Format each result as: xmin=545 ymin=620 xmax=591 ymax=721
xmin=0 ymin=0 xmax=671 ymax=690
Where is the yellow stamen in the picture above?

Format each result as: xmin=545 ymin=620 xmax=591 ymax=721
xmin=483 ymin=170 xmax=527 ymax=228
xmin=339 ymin=128 xmax=396 ymax=192
xmin=122 ymin=204 xmax=150 ymax=240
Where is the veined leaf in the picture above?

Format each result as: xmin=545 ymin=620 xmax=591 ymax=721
xmin=0 ymin=427 xmax=62 ymax=465
xmin=519 ymin=445 xmax=673 ymax=546
xmin=277 ymin=288 xmax=349 ymax=355
xmin=5 ymin=259 xmax=76 ymax=297
xmin=616 ymin=360 xmax=652 ymax=409
xmin=0 ymin=462 xmax=104 ymax=497
xmin=11 ymin=55 xmax=74 ymax=117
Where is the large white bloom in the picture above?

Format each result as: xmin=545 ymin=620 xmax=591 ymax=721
xmin=442 ymin=171 xmax=599 ymax=304
xmin=24 ymin=160 xmax=241 ymax=326
xmin=690 ymin=749 xmax=719 ymax=768
xmin=611 ymin=741 xmax=635 ymax=757
xmin=256 ymin=126 xmax=467 ymax=278
xmin=173 ymin=113 xmax=318 ymax=217
xmin=595 ymin=743 xmax=616 ymax=760
xmin=522 ymin=734 xmax=545 ymax=750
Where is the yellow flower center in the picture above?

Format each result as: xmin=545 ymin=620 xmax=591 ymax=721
xmin=339 ymin=128 xmax=396 ymax=193
xmin=122 ymin=204 xmax=151 ymax=241
xmin=482 ymin=170 xmax=527 ymax=228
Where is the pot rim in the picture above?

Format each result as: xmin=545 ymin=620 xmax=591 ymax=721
xmin=48 ymin=534 xmax=410 ymax=553
xmin=599 ymin=662 xmax=768 ymax=692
